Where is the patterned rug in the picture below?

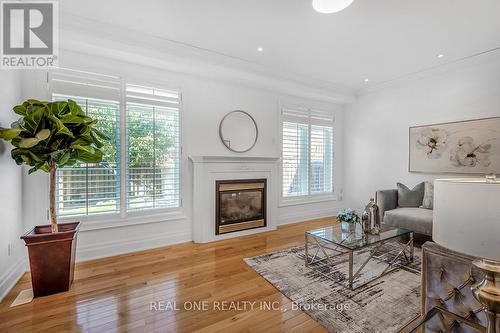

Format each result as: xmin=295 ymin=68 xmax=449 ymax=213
xmin=245 ymin=243 xmax=421 ymax=333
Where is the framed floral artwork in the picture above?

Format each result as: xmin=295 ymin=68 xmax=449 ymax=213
xmin=409 ymin=117 xmax=500 ymax=174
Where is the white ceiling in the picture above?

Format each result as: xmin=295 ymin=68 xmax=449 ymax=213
xmin=60 ymin=0 xmax=500 ymax=91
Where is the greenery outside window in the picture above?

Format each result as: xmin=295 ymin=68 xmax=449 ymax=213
xmin=50 ymin=69 xmax=181 ymax=218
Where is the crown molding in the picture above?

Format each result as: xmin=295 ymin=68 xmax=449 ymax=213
xmin=356 ymin=46 xmax=500 ymax=97
xmin=58 ymin=14 xmax=356 ymax=105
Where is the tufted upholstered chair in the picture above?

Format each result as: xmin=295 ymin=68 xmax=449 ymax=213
xmin=422 ymin=241 xmax=487 ymax=332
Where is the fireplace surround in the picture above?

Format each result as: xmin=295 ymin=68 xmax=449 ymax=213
xmin=189 ymin=155 xmax=279 ymax=243
xmin=215 ymin=179 xmax=267 ymax=234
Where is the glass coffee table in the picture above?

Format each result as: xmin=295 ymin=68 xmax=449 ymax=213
xmin=305 ymin=224 xmax=414 ymax=290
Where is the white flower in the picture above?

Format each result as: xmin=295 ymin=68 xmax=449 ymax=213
xmin=417 ymin=128 xmax=447 ymax=158
xmin=450 ymin=136 xmax=492 ymax=167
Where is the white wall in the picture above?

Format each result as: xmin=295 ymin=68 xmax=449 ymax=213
xmin=22 ymin=50 xmax=345 ymax=261
xmin=344 ymin=53 xmax=500 ymax=209
xmin=0 ymin=71 xmax=26 ymax=302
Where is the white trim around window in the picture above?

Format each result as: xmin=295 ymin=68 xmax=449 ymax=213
xmin=48 ymin=68 xmax=184 ymax=227
xmin=278 ymin=103 xmax=338 ymax=207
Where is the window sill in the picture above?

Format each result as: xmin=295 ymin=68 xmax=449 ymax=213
xmin=278 ymin=194 xmax=338 ymax=207
xmin=59 ymin=209 xmax=188 ymax=232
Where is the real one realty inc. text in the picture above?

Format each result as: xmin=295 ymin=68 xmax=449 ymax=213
xmin=150 ymin=301 xmax=350 ymax=312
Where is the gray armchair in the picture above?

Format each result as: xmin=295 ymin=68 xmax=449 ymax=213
xmin=421 ymin=242 xmax=486 ymax=331
xmin=376 ymin=189 xmax=433 ymax=236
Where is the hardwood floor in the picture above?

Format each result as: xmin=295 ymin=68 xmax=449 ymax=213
xmin=0 ymin=218 xmax=336 ymax=333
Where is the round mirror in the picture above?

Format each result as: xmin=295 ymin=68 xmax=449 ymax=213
xmin=219 ymin=110 xmax=258 ymax=153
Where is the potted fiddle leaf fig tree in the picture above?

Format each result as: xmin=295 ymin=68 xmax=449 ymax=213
xmin=0 ymin=99 xmax=108 ymax=297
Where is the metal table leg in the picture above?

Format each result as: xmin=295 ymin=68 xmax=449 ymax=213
xmin=304 ymin=231 xmax=415 ymax=290
xmin=305 ymin=233 xmax=309 ymax=267
xmin=348 ymin=250 xmax=354 ymax=289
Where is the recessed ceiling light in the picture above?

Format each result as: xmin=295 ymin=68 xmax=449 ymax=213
xmin=364 ymin=78 xmax=369 ymax=83
xmin=437 ymin=54 xmax=444 ymax=58
xmin=257 ymin=47 xmax=263 ymax=52
xmin=312 ymin=0 xmax=354 ymax=14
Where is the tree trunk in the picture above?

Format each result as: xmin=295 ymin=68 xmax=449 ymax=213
xmin=49 ymin=161 xmax=58 ymax=233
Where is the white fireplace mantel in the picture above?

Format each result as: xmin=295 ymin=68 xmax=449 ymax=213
xmin=189 ymin=155 xmax=280 ymax=164
xmin=189 ymin=155 xmax=280 ymax=243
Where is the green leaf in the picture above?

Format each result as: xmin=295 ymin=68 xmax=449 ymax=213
xmin=13 ymin=105 xmax=27 ymax=116
xmin=48 ymin=115 xmax=74 ymax=138
xmin=73 ymin=149 xmax=103 ymax=163
xmin=11 ymin=119 xmax=24 ymax=129
xmin=26 ymin=99 xmax=41 ymax=105
xmin=23 ymin=107 xmax=44 ymax=134
xmin=21 ymin=155 xmax=32 ymax=165
xmin=71 ymin=138 xmax=91 ymax=146
xmin=92 ymin=128 xmax=110 ymax=140
xmin=28 ymin=151 xmax=43 ymax=162
xmin=51 ymin=102 xmax=66 ymax=116
xmin=79 ymin=127 xmax=93 ymax=142
xmin=28 ymin=161 xmax=50 ymax=174
xmin=65 ymin=159 xmax=77 ymax=166
xmin=60 ymin=114 xmax=85 ymax=124
xmin=57 ymin=126 xmax=75 ymax=138
xmin=40 ymin=162 xmax=50 ymax=172
xmin=10 ymin=137 xmax=21 ymax=147
xmin=68 ymin=100 xmax=85 ymax=116
xmin=19 ymin=137 xmax=41 ymax=148
xmin=11 ymin=149 xmax=37 ymax=166
xmin=56 ymin=150 xmax=71 ymax=166
xmin=0 ymin=128 xmax=22 ymax=141
xmin=70 ymin=144 xmax=95 ymax=153
xmin=13 ymin=155 xmax=24 ymax=166
xmin=35 ymin=129 xmax=51 ymax=141
xmin=90 ymin=131 xmax=104 ymax=148
xmin=11 ymin=148 xmax=26 ymax=158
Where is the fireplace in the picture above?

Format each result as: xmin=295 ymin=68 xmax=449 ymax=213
xmin=215 ymin=179 xmax=267 ymax=235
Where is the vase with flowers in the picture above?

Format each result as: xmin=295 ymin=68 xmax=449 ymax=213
xmin=336 ymin=209 xmax=360 ymax=233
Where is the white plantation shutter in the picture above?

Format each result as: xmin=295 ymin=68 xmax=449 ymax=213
xmin=50 ymin=68 xmax=183 ymax=219
xmin=51 ymin=69 xmax=121 ymax=216
xmin=310 ymin=125 xmax=333 ymax=193
xmin=282 ymin=107 xmax=334 ymax=198
xmin=126 ymin=84 xmax=181 ymax=210
xmin=310 ymin=109 xmax=335 ymax=124
xmin=282 ymin=121 xmax=309 ymax=197
xmin=52 ymin=93 xmax=121 ymax=216
xmin=50 ymin=68 xmax=121 ymax=101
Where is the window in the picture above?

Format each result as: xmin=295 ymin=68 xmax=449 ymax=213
xmin=54 ymin=94 xmax=120 ymax=216
xmin=126 ymin=84 xmax=181 ymax=210
xmin=281 ymin=107 xmax=334 ymax=198
xmin=50 ymin=69 xmax=181 ymax=218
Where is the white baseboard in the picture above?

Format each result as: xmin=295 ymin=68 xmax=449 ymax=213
xmin=76 ymin=229 xmax=192 ymax=262
xmin=277 ymin=207 xmax=342 ymax=226
xmin=0 ymin=257 xmax=27 ymax=303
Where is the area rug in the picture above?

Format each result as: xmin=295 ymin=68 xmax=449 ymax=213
xmin=244 ymin=243 xmax=421 ymax=333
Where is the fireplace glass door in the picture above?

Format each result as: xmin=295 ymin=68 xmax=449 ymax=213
xmin=216 ymin=179 xmax=267 ymax=234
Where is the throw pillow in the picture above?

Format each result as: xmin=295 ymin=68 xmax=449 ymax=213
xmin=420 ymin=181 xmax=434 ymax=209
xmin=397 ymin=182 xmax=425 ymax=207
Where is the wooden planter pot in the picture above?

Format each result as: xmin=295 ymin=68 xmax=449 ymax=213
xmin=21 ymin=222 xmax=80 ymax=297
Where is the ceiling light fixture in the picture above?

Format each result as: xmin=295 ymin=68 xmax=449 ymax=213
xmin=257 ymin=47 xmax=263 ymax=52
xmin=437 ymin=54 xmax=444 ymax=58
xmin=312 ymin=0 xmax=354 ymax=14
xmin=364 ymin=78 xmax=369 ymax=83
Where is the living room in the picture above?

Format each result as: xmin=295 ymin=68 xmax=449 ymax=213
xmin=0 ymin=0 xmax=499 ymax=332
